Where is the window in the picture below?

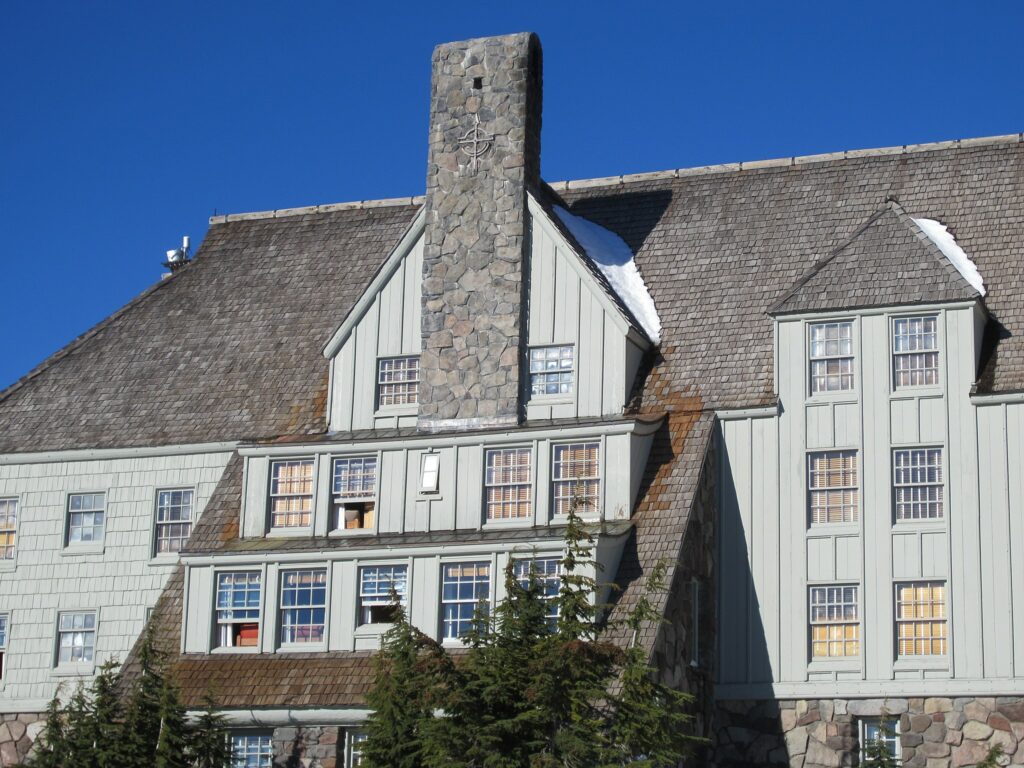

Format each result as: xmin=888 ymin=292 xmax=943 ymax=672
xmin=154 ymin=488 xmax=194 ymax=555
xmin=529 ymin=345 xmax=574 ymax=396
xmin=809 ymin=585 xmax=859 ymax=658
xmin=552 ymin=442 xmax=600 ymax=516
xmin=358 ymin=564 xmax=408 ymax=625
xmin=216 ymin=571 xmax=262 ymax=648
xmin=513 ymin=557 xmax=561 ymax=626
xmin=377 ymin=356 xmax=419 ymax=407
xmin=808 ymin=451 xmax=858 ymax=524
xmin=57 ymin=611 xmax=96 ymax=666
xmin=859 ymin=718 xmax=901 ymax=763
xmin=896 ymin=581 xmax=947 ymax=656
xmin=332 ymin=456 xmax=377 ymax=531
xmin=347 ymin=731 xmax=367 ymax=767
xmin=279 ymin=569 xmax=327 ymax=645
xmin=67 ymin=492 xmax=105 ymax=545
xmin=893 ymin=448 xmax=943 ymax=521
xmin=809 ymin=321 xmax=854 ymax=393
xmin=0 ymin=613 xmax=8 ymax=678
xmin=269 ymin=459 xmax=314 ymax=529
xmin=420 ymin=453 xmax=441 ymax=494
xmin=893 ymin=316 xmax=939 ymax=388
xmin=441 ymin=561 xmax=491 ymax=640
xmin=485 ymin=447 xmax=532 ymax=520
xmin=230 ymin=732 xmax=273 ymax=768
xmin=0 ymin=498 xmax=16 ymax=560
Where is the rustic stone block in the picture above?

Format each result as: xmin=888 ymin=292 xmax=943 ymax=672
xmin=962 ymin=721 xmax=993 ymax=740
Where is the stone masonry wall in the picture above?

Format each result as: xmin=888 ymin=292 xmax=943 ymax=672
xmin=271 ymin=725 xmax=346 ymax=768
xmin=713 ymin=697 xmax=1024 ymax=767
xmin=419 ymin=32 xmax=542 ymax=431
xmin=0 ymin=713 xmax=45 ymax=767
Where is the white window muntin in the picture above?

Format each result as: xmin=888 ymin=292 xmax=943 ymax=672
xmin=859 ymin=718 xmax=901 ymax=763
xmin=809 ymin=584 xmax=860 ymax=659
xmin=230 ymin=732 xmax=273 ymax=768
xmin=332 ymin=455 xmax=378 ymax=500
xmin=358 ymin=563 xmax=409 ymax=625
xmin=485 ymin=446 xmax=533 ymax=521
xmin=0 ymin=613 xmax=8 ymax=679
xmin=807 ymin=450 xmax=859 ymax=525
xmin=552 ymin=441 xmax=602 ymax=517
xmin=0 ymin=498 xmax=17 ymax=560
xmin=154 ymin=488 xmax=194 ymax=555
xmin=56 ymin=611 xmax=97 ymax=666
xmin=215 ymin=570 xmax=262 ymax=648
xmin=893 ymin=448 xmax=944 ymax=521
xmin=512 ymin=557 xmax=561 ymax=625
xmin=377 ymin=356 xmax=419 ymax=408
xmin=895 ymin=580 xmax=947 ymax=657
xmin=279 ymin=568 xmax=328 ymax=645
xmin=269 ymin=458 xmax=315 ymax=529
xmin=441 ymin=561 xmax=492 ymax=640
xmin=346 ymin=731 xmax=368 ymax=767
xmin=808 ymin=320 xmax=855 ymax=394
xmin=893 ymin=315 xmax=940 ymax=389
xmin=529 ymin=344 xmax=575 ymax=397
xmin=67 ymin=492 xmax=106 ymax=545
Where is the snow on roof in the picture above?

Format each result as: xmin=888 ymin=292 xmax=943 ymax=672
xmin=553 ymin=206 xmax=662 ymax=344
xmin=913 ymin=217 xmax=986 ymax=297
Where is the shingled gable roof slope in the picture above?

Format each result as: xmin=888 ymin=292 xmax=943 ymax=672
xmin=769 ymin=200 xmax=981 ymax=315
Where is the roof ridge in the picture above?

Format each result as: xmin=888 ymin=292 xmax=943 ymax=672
xmin=549 ymin=133 xmax=1024 ymax=191
xmin=209 ymin=196 xmax=426 ymax=225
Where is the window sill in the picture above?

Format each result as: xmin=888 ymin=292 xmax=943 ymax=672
xmin=0 ymin=559 xmax=16 ymax=573
xmin=807 ymin=659 xmax=861 ymax=673
xmin=890 ymin=387 xmax=943 ymax=400
xmin=148 ymin=554 xmax=181 ymax=567
xmin=354 ymin=624 xmax=393 ymax=638
xmin=52 ymin=663 xmax=95 ymax=678
xmin=60 ymin=544 xmax=105 ymax=557
xmin=374 ymin=406 xmax=416 ymax=417
xmin=807 ymin=523 xmax=859 ymax=536
xmin=528 ymin=395 xmax=574 ymax=406
xmin=328 ymin=528 xmax=377 ymax=538
xmin=805 ymin=392 xmax=858 ymax=405
xmin=482 ymin=519 xmax=535 ymax=530
xmin=892 ymin=521 xmax=945 ymax=531
xmin=210 ymin=645 xmax=261 ymax=655
xmin=265 ymin=527 xmax=313 ymax=539
xmin=893 ymin=657 xmax=949 ymax=672
xmin=276 ymin=643 xmax=327 ymax=654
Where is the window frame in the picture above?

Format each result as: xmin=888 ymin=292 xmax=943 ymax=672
xmin=807 ymin=320 xmax=856 ymax=396
xmin=528 ymin=344 xmax=575 ymax=399
xmin=892 ymin=314 xmax=941 ymax=391
xmin=152 ymin=487 xmax=195 ymax=558
xmin=214 ymin=570 xmax=263 ymax=652
xmin=278 ymin=568 xmax=329 ymax=649
xmin=356 ymin=562 xmax=409 ymax=629
xmin=0 ymin=612 xmax=9 ymax=681
xmin=267 ymin=458 xmax=316 ymax=532
xmin=54 ymin=610 xmax=98 ymax=671
xmin=330 ymin=454 xmax=379 ymax=534
xmin=346 ymin=730 xmax=368 ymax=767
xmin=512 ymin=557 xmax=562 ymax=628
xmin=483 ymin=446 xmax=534 ymax=523
xmin=808 ymin=584 xmax=861 ymax=660
xmin=807 ymin=450 xmax=859 ymax=526
xmin=858 ymin=717 xmax=901 ymax=764
xmin=376 ymin=355 xmax=420 ymax=410
xmin=894 ymin=580 xmax=948 ymax=659
xmin=64 ymin=491 xmax=107 ymax=550
xmin=440 ymin=560 xmax=493 ymax=642
xmin=551 ymin=440 xmax=602 ymax=519
xmin=892 ymin=447 xmax=944 ymax=523
xmin=229 ymin=731 xmax=274 ymax=768
xmin=0 ymin=497 xmax=18 ymax=566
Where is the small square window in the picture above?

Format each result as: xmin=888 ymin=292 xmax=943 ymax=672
xmin=269 ymin=459 xmax=314 ymax=529
xmin=809 ymin=321 xmax=854 ymax=393
xmin=154 ymin=488 xmax=194 ymax=555
xmin=893 ymin=316 xmax=939 ymax=388
xmin=67 ymin=493 xmax=105 ymax=545
xmin=279 ymin=569 xmax=327 ymax=645
xmin=529 ymin=345 xmax=574 ymax=396
xmin=0 ymin=613 xmax=8 ymax=679
xmin=420 ymin=454 xmax=441 ymax=494
xmin=57 ymin=611 xmax=96 ymax=666
xmin=552 ymin=442 xmax=600 ymax=516
xmin=441 ymin=561 xmax=491 ymax=640
xmin=808 ymin=451 xmax=858 ymax=524
xmin=358 ymin=565 xmax=407 ymax=625
xmin=0 ymin=499 xmax=17 ymax=560
xmin=809 ymin=585 xmax=859 ymax=658
xmin=215 ymin=571 xmax=262 ymax=648
xmin=377 ymin=356 xmax=419 ymax=407
xmin=332 ymin=457 xmax=377 ymax=531
xmin=230 ymin=732 xmax=273 ymax=768
xmin=895 ymin=581 xmax=947 ymax=657
xmin=859 ymin=717 xmax=901 ymax=763
xmin=484 ymin=447 xmax=532 ymax=520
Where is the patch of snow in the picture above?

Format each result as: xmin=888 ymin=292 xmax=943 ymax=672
xmin=553 ymin=206 xmax=662 ymax=344
xmin=913 ymin=217 xmax=986 ymax=297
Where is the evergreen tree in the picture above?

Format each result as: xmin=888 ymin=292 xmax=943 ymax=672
xmin=189 ymin=694 xmax=231 ymax=768
xmin=123 ymin=627 xmax=165 ymax=762
xmin=976 ymin=744 xmax=1005 ymax=768
xmin=154 ymin=677 xmax=190 ymax=768
xmin=62 ymin=682 xmax=97 ymax=766
xmin=22 ymin=688 xmax=69 ymax=768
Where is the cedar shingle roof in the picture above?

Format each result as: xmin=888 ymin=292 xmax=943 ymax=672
xmin=769 ymin=201 xmax=981 ymax=315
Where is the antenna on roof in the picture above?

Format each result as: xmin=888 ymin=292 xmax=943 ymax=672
xmin=163 ymin=235 xmax=192 ymax=275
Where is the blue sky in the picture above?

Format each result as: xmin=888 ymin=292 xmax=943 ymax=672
xmin=2 ymin=1 xmax=1022 ymax=390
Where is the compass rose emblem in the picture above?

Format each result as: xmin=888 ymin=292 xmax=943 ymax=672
xmin=458 ymin=114 xmax=494 ymax=172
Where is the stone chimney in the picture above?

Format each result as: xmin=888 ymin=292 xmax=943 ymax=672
xmin=418 ymin=32 xmax=543 ymax=431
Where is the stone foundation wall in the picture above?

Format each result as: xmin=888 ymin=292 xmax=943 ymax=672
xmin=713 ymin=697 xmax=1024 ymax=767
xmin=0 ymin=713 xmax=45 ymax=767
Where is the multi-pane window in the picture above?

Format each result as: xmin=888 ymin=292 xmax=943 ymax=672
xmin=269 ymin=459 xmax=314 ymax=529
xmin=67 ymin=492 xmax=105 ymax=545
xmin=347 ymin=731 xmax=368 ymax=767
xmin=808 ymin=451 xmax=858 ymax=524
xmin=859 ymin=718 xmax=901 ymax=763
xmin=896 ymin=581 xmax=947 ymax=656
xmin=358 ymin=565 xmax=407 ymax=625
xmin=332 ymin=456 xmax=377 ymax=531
xmin=893 ymin=316 xmax=940 ymax=388
xmin=216 ymin=571 xmax=262 ymax=648
xmin=279 ymin=569 xmax=327 ymax=644
xmin=513 ymin=557 xmax=561 ymax=626
xmin=485 ymin=447 xmax=533 ymax=520
xmin=552 ymin=442 xmax=601 ymax=516
xmin=0 ymin=498 xmax=16 ymax=560
xmin=441 ymin=562 xmax=491 ymax=640
xmin=230 ymin=732 xmax=273 ymax=768
xmin=529 ymin=345 xmax=574 ymax=396
xmin=57 ymin=611 xmax=96 ymax=665
xmin=154 ymin=489 xmax=193 ymax=555
xmin=893 ymin=448 xmax=944 ymax=521
xmin=0 ymin=613 xmax=8 ymax=678
xmin=809 ymin=321 xmax=854 ymax=393
xmin=809 ymin=585 xmax=859 ymax=658
xmin=377 ymin=356 xmax=419 ymax=407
